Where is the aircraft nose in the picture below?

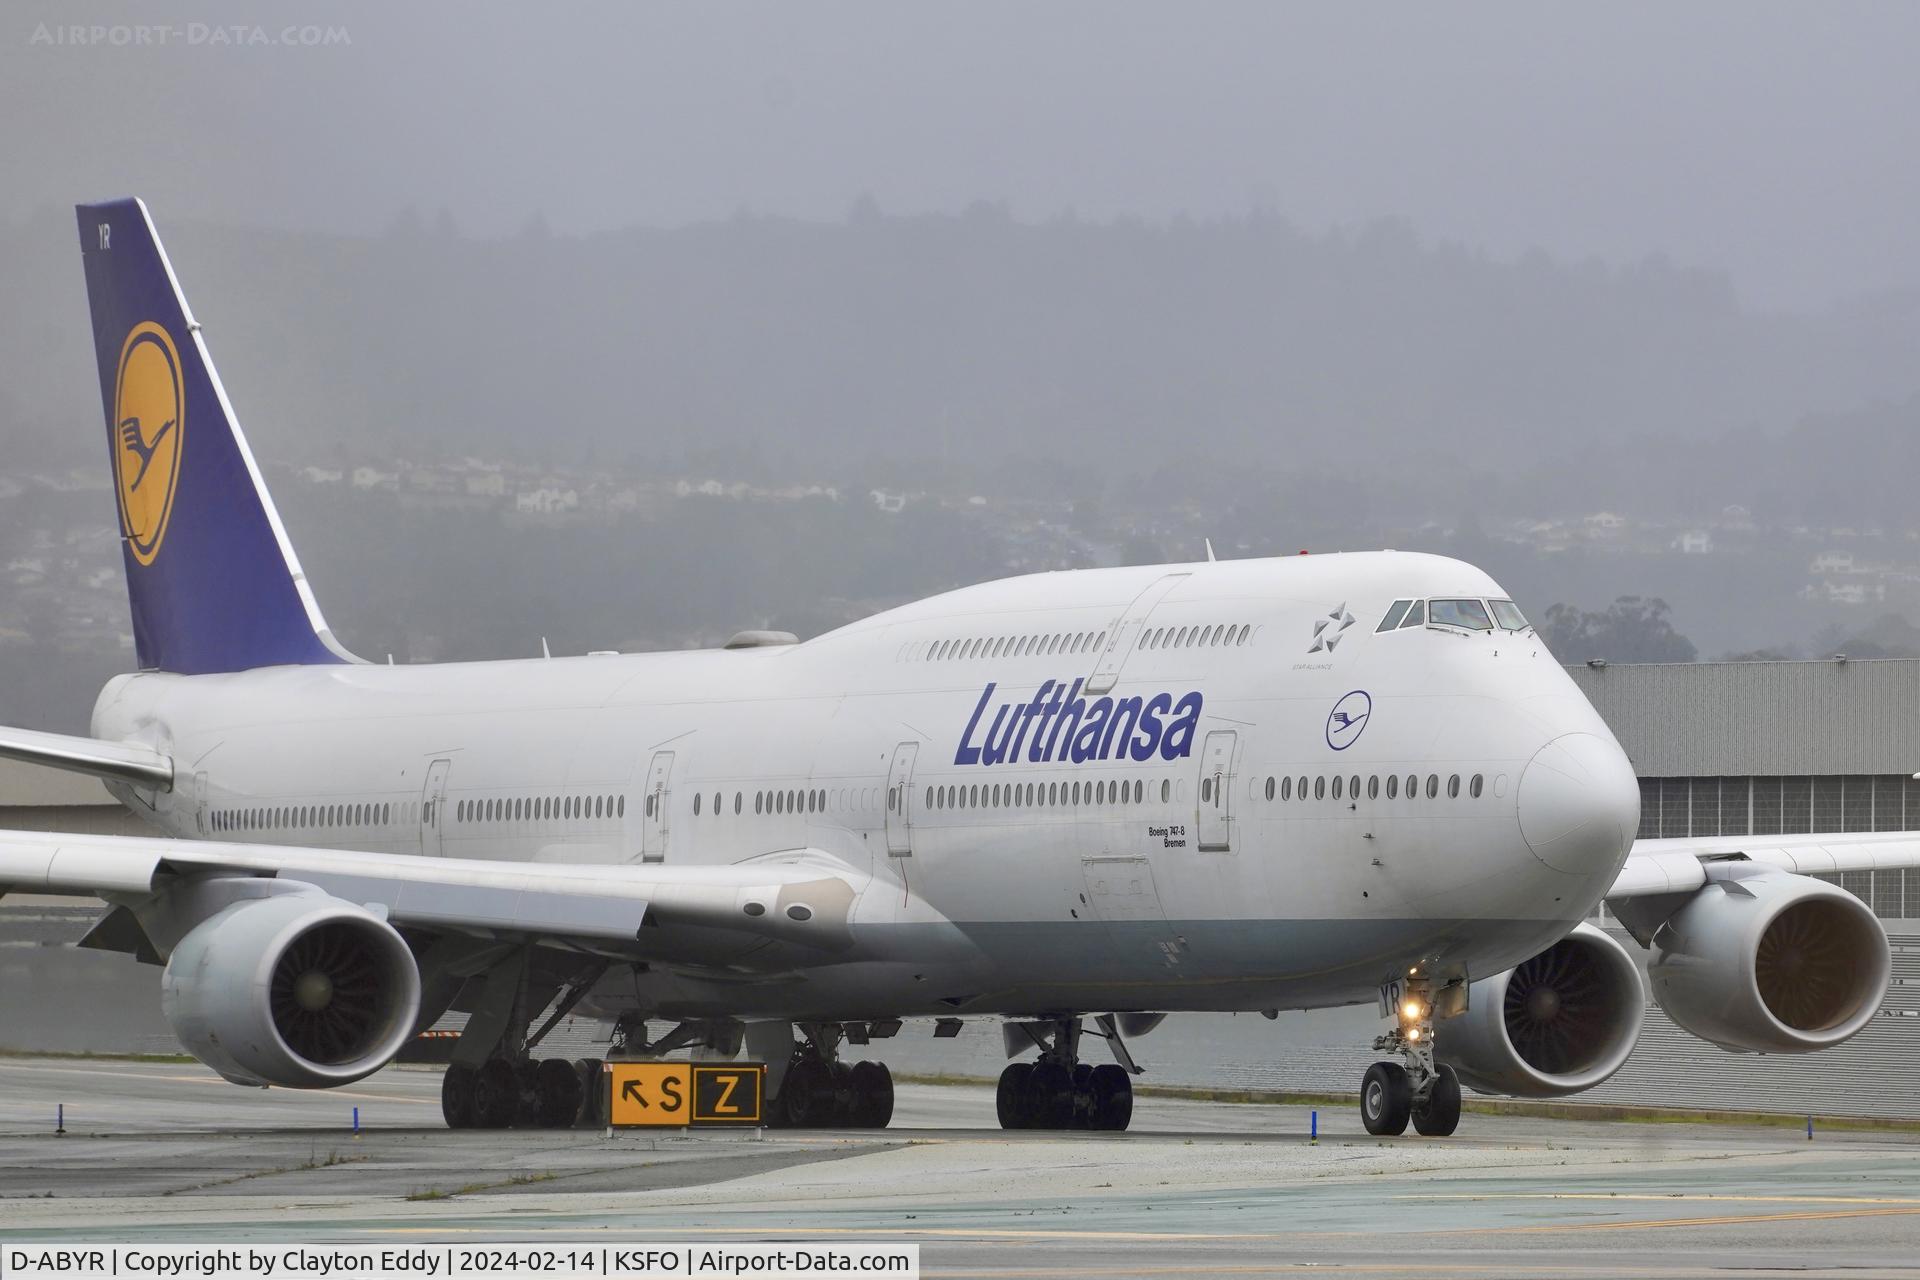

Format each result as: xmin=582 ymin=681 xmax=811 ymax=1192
xmin=1516 ymin=732 xmax=1640 ymax=876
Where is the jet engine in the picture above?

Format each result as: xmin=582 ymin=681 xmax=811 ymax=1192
xmin=1440 ymin=922 xmax=1644 ymax=1097
xmin=1647 ymin=871 xmax=1888 ymax=1054
xmin=160 ymin=892 xmax=421 ymax=1087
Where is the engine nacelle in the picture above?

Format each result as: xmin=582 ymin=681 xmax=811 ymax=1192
xmin=1440 ymin=922 xmax=1644 ymax=1097
xmin=1648 ymin=871 xmax=1888 ymax=1054
xmin=161 ymin=892 xmax=422 ymax=1087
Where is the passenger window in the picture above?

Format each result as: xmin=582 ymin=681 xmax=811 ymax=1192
xmin=1330 ymin=776 xmax=1342 ymax=800
xmin=1400 ymin=601 xmax=1425 ymax=628
xmin=1237 ymin=625 xmax=1251 ymax=645
xmin=1470 ymin=774 xmax=1484 ymax=798
xmin=1405 ymin=774 xmax=1418 ymax=797
xmin=1377 ymin=600 xmax=1412 ymax=632
xmin=1429 ymin=599 xmax=1494 ymax=630
xmin=1314 ymin=776 xmax=1325 ymax=800
xmin=1350 ymin=775 xmax=1360 ymax=798
xmin=1160 ymin=779 xmax=1171 ymax=803
xmin=1281 ymin=776 xmax=1292 ymax=800
xmin=1386 ymin=775 xmax=1398 ymax=799
xmin=1368 ymin=776 xmax=1379 ymax=799
xmin=1265 ymin=776 xmax=1275 ymax=801
xmin=1448 ymin=774 xmax=1461 ymax=798
xmin=694 ymin=793 xmax=702 ymax=816
xmin=1427 ymin=774 xmax=1440 ymax=799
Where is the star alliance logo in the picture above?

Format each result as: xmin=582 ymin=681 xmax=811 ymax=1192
xmin=1308 ymin=603 xmax=1355 ymax=654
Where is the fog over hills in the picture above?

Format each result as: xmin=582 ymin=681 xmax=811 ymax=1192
xmin=6 ymin=204 xmax=1919 ymax=483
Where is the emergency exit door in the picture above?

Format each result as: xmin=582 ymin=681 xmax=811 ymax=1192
xmin=420 ymin=758 xmax=452 ymax=857
xmin=1196 ymin=730 xmax=1236 ymax=852
xmin=641 ymin=751 xmax=674 ymax=862
xmin=885 ymin=742 xmax=919 ymax=856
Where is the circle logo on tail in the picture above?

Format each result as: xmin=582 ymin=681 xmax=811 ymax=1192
xmin=1326 ymin=690 xmax=1372 ymax=751
xmin=112 ymin=321 xmax=185 ymax=566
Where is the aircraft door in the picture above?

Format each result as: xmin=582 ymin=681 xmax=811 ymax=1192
xmin=641 ymin=750 xmax=674 ymax=862
xmin=420 ymin=758 xmax=452 ymax=857
xmin=1084 ymin=572 xmax=1189 ymax=695
xmin=885 ymin=741 xmax=919 ymax=856
xmin=1196 ymin=730 xmax=1236 ymax=851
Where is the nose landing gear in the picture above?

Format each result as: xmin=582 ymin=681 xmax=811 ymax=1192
xmin=1363 ymin=977 xmax=1461 ymax=1137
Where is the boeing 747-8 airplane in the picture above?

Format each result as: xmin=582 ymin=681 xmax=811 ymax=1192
xmin=3 ymin=199 xmax=1915 ymax=1137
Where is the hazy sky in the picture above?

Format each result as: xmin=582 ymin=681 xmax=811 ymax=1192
xmin=4 ymin=2 xmax=1918 ymax=311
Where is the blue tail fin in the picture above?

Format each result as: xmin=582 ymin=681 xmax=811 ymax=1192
xmin=76 ymin=199 xmax=356 ymax=674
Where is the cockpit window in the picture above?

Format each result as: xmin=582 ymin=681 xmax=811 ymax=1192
xmin=1489 ymin=599 xmax=1529 ymax=631
xmin=1399 ymin=600 xmax=1425 ymax=628
xmin=1428 ymin=598 xmax=1493 ymax=630
xmin=1377 ymin=600 xmax=1413 ymax=632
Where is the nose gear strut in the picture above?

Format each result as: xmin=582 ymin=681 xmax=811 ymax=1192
xmin=1361 ymin=974 xmax=1462 ymax=1137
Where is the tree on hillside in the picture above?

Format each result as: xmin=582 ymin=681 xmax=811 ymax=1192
xmin=1538 ymin=596 xmax=1697 ymax=664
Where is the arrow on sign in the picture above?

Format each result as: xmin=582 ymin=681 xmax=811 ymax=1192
xmin=622 ymin=1080 xmax=649 ymax=1109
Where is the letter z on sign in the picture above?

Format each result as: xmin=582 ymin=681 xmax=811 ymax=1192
xmin=608 ymin=1062 xmax=691 ymax=1126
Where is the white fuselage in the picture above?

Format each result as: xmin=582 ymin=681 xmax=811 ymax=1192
xmin=94 ymin=551 xmax=1639 ymax=1022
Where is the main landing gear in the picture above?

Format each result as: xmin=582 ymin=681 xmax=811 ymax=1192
xmin=996 ymin=1017 xmax=1135 ymax=1131
xmin=442 ymin=1056 xmax=603 ymax=1129
xmin=766 ymin=1022 xmax=895 ymax=1129
xmin=1361 ymin=975 xmax=1461 ymax=1137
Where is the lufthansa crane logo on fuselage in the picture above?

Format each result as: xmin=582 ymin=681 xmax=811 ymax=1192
xmin=1326 ymin=690 xmax=1371 ymax=751
xmin=112 ymin=321 xmax=185 ymax=566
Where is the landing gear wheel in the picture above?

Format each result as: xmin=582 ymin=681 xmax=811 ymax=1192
xmin=996 ymin=1062 xmax=1034 ymax=1130
xmin=850 ymin=1061 xmax=894 ymax=1128
xmin=828 ymin=1061 xmax=855 ymax=1128
xmin=534 ymin=1058 xmax=584 ymax=1127
xmin=779 ymin=1056 xmax=833 ymax=1128
xmin=1027 ymin=1060 xmax=1073 ymax=1130
xmin=574 ymin=1059 xmax=605 ymax=1127
xmin=512 ymin=1060 xmax=543 ymax=1127
xmin=1361 ymin=1061 xmax=1412 ymax=1136
xmin=472 ymin=1058 xmax=521 ymax=1129
xmin=441 ymin=1065 xmax=476 ymax=1129
xmin=1411 ymin=1064 xmax=1461 ymax=1137
xmin=1088 ymin=1063 xmax=1134 ymax=1132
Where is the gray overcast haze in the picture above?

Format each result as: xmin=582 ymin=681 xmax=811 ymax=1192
xmin=4 ymin=1 xmax=1920 ymax=732
xmin=4 ymin=1 xmax=1919 ymax=310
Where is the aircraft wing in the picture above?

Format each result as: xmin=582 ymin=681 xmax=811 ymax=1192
xmin=0 ymin=828 xmax=861 ymax=954
xmin=1610 ymin=831 xmax=1920 ymax=898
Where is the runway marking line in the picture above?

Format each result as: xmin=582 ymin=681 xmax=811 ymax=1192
xmin=1408 ymin=1191 xmax=1920 ymax=1206
xmin=0 ymin=1060 xmax=430 ymax=1105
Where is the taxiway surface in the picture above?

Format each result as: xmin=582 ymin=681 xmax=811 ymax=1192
xmin=2 ymin=1056 xmax=1918 ymax=1278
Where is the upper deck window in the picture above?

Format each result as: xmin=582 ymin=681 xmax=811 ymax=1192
xmin=1489 ymin=599 xmax=1529 ymax=631
xmin=1428 ymin=598 xmax=1493 ymax=631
